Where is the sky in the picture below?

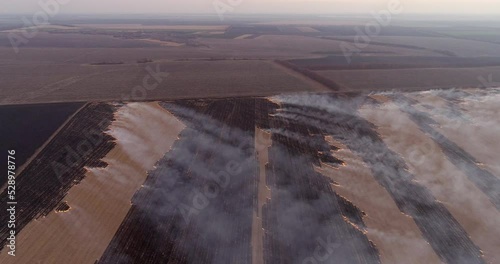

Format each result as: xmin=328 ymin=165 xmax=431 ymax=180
xmin=1 ymin=0 xmax=499 ymax=15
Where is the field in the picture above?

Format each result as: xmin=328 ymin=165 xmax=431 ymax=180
xmin=1 ymin=88 xmax=499 ymax=263
xmin=1 ymin=60 xmax=330 ymax=105
xmin=198 ymin=35 xmax=436 ymax=57
xmin=346 ymin=36 xmax=500 ymax=57
xmin=0 ymin=102 xmax=83 ymax=186
xmin=75 ymin=24 xmax=229 ymax=31
xmin=288 ymin=56 xmax=500 ymax=70
xmin=316 ymin=67 xmax=500 ymax=91
xmin=0 ymin=103 xmax=185 ymax=263
xmin=1 ymin=15 xmax=500 ymax=264
xmin=1 ymin=16 xmax=500 ymax=105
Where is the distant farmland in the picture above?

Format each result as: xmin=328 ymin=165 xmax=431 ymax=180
xmin=316 ymin=66 xmax=500 ymax=91
xmin=287 ymin=56 xmax=500 ymax=71
xmin=2 ymin=18 xmax=500 ymax=104
xmin=0 ymin=60 xmax=328 ymax=105
xmin=335 ymin=36 xmax=500 ymax=57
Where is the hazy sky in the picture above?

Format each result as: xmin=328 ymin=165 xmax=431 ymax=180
xmin=2 ymin=0 xmax=499 ymax=15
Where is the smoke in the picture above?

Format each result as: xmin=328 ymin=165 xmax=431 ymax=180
xmin=272 ymin=89 xmax=499 ymax=263
xmin=98 ymin=89 xmax=499 ymax=263
xmin=107 ymin=103 xmax=184 ymax=168
xmin=402 ymin=88 xmax=500 ymax=179
xmin=101 ymin=101 xmax=258 ymax=263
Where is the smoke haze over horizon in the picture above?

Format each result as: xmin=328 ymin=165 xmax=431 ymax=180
xmin=1 ymin=0 xmax=500 ymax=15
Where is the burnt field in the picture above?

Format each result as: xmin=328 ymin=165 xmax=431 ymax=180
xmin=0 ymin=102 xmax=116 ymax=248
xmin=99 ymin=99 xmax=258 ymax=264
xmin=97 ymin=98 xmax=382 ymax=264
xmin=0 ymin=102 xmax=83 ymax=186
xmin=2 ymin=88 xmax=498 ymax=264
